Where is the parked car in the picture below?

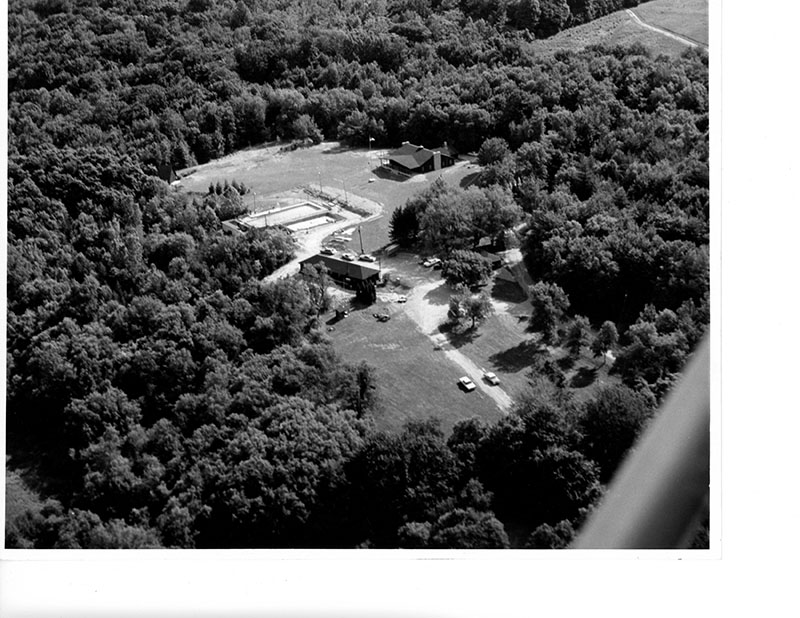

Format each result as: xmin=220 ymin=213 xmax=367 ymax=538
xmin=483 ymin=371 xmax=500 ymax=385
xmin=458 ymin=376 xmax=477 ymax=391
xmin=341 ymin=253 xmax=355 ymax=261
xmin=423 ymin=257 xmax=441 ymax=268
xmin=396 ymin=295 xmax=407 ymax=303
xmin=359 ymin=254 xmax=376 ymax=262
xmin=320 ymin=247 xmax=335 ymax=256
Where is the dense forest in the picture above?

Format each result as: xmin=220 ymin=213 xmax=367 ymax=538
xmin=6 ymin=0 xmax=708 ymax=548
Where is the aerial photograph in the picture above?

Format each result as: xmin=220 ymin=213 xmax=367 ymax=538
xmin=5 ymin=0 xmax=710 ymax=551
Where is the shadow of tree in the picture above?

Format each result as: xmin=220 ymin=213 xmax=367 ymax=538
xmin=322 ymin=144 xmax=357 ymax=155
xmin=557 ymin=355 xmax=576 ymax=371
xmin=491 ymin=278 xmax=527 ymax=304
xmin=372 ymin=166 xmax=410 ymax=182
xmin=459 ymin=172 xmax=481 ymax=188
xmin=569 ymin=366 xmax=598 ymax=388
xmin=489 ymin=338 xmax=543 ymax=372
xmin=423 ymin=281 xmax=451 ymax=306
xmin=438 ymin=322 xmax=480 ymax=348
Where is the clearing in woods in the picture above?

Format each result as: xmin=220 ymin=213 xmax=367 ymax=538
xmin=176 ymin=141 xmax=478 ymax=257
xmin=631 ymin=0 xmax=709 ymax=46
xmin=531 ymin=0 xmax=708 ymax=57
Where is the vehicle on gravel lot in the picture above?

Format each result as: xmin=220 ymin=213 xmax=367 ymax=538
xmin=396 ymin=295 xmax=407 ymax=303
xmin=423 ymin=257 xmax=441 ymax=268
xmin=458 ymin=376 xmax=477 ymax=391
xmin=373 ymin=313 xmax=390 ymax=322
xmin=358 ymin=254 xmax=376 ymax=262
xmin=483 ymin=371 xmax=500 ymax=385
xmin=320 ymin=247 xmax=335 ymax=255
xmin=341 ymin=253 xmax=354 ymax=261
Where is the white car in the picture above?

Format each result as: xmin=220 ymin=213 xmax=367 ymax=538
xmin=341 ymin=253 xmax=355 ymax=261
xmin=423 ymin=258 xmax=441 ymax=268
xmin=396 ymin=295 xmax=407 ymax=303
xmin=320 ymin=247 xmax=335 ymax=256
xmin=359 ymin=254 xmax=376 ymax=262
xmin=459 ymin=376 xmax=477 ymax=391
xmin=483 ymin=371 xmax=500 ymax=385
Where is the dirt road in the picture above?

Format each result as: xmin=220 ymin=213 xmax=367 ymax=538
xmin=626 ymin=8 xmax=709 ymax=50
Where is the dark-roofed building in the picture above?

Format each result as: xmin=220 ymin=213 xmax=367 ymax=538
xmin=382 ymin=142 xmax=458 ymax=175
xmin=300 ymin=254 xmax=380 ymax=294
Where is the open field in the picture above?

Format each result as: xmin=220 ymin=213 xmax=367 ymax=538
xmin=530 ymin=2 xmax=704 ymax=57
xmin=176 ymin=142 xmax=479 ymax=256
xmin=327 ymin=298 xmax=505 ymax=435
xmin=632 ymin=0 xmax=709 ymax=45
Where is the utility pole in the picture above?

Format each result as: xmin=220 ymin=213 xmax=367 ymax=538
xmin=368 ymin=136 xmax=375 ymax=170
xmin=358 ymin=226 xmax=364 ymax=255
xmin=333 ymin=177 xmax=349 ymax=206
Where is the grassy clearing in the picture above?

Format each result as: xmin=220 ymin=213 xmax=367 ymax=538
xmin=449 ymin=303 xmax=618 ymax=408
xmin=633 ymin=0 xmax=709 ymax=45
xmin=530 ymin=7 xmax=693 ymax=57
xmin=327 ymin=300 xmax=504 ymax=435
xmin=177 ymin=142 xmax=479 ymax=255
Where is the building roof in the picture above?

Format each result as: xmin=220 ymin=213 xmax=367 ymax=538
xmin=300 ymin=254 xmax=380 ymax=280
xmin=387 ymin=142 xmax=458 ymax=170
xmin=388 ymin=143 xmax=434 ymax=170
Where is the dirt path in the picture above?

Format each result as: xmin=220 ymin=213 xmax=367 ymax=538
xmin=401 ymin=277 xmax=514 ymax=413
xmin=626 ymin=8 xmax=709 ymax=50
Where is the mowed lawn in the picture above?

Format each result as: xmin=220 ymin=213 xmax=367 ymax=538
xmin=633 ymin=0 xmax=709 ymax=45
xmin=327 ymin=302 xmax=504 ymax=435
xmin=177 ymin=141 xmax=480 ymax=255
xmin=441 ymin=275 xmax=621 ymax=407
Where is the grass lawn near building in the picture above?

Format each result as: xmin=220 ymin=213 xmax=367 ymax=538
xmin=326 ymin=301 xmax=505 ymax=435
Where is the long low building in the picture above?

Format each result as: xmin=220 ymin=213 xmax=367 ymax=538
xmin=381 ymin=142 xmax=459 ymax=175
xmin=299 ymin=254 xmax=380 ymax=291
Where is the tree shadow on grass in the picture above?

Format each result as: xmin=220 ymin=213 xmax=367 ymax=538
xmin=459 ymin=172 xmax=481 ymax=188
xmin=423 ymin=281 xmax=451 ymax=306
xmin=372 ymin=166 xmax=411 ymax=182
xmin=489 ymin=338 xmax=543 ymax=373
xmin=438 ymin=322 xmax=480 ymax=348
xmin=321 ymin=143 xmax=357 ymax=155
xmin=490 ymin=278 xmax=527 ymax=304
xmin=569 ymin=366 xmax=598 ymax=388
xmin=557 ymin=355 xmax=576 ymax=371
